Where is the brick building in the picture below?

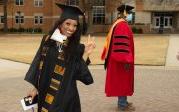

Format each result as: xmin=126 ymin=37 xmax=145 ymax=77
xmin=0 ymin=0 xmax=123 ymax=33
xmin=0 ymin=0 xmax=179 ymax=33
xmin=0 ymin=0 xmax=66 ymax=33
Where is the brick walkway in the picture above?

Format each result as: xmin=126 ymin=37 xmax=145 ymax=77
xmin=0 ymin=59 xmax=179 ymax=112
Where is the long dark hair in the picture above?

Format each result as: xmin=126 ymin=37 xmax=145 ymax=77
xmin=47 ymin=18 xmax=82 ymax=62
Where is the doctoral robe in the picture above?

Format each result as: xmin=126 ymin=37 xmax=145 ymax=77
xmin=105 ymin=21 xmax=134 ymax=97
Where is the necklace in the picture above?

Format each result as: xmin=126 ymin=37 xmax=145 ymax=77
xmin=57 ymin=42 xmax=63 ymax=52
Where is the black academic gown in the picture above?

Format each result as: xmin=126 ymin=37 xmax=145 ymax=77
xmin=25 ymin=35 xmax=93 ymax=112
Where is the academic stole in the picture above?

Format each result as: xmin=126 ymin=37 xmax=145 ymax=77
xmin=38 ymin=45 xmax=66 ymax=112
xmin=101 ymin=19 xmax=124 ymax=60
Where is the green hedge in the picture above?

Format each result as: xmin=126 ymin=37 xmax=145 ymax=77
xmin=132 ymin=27 xmax=143 ymax=34
xmin=0 ymin=28 xmax=43 ymax=33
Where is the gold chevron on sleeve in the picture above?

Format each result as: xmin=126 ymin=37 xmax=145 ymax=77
xmin=41 ymin=107 xmax=48 ymax=112
xmin=58 ymin=52 xmax=64 ymax=60
xmin=39 ymin=61 xmax=43 ymax=70
xmin=45 ymin=93 xmax=54 ymax=104
xmin=54 ymin=65 xmax=65 ymax=75
xmin=50 ymin=78 xmax=61 ymax=91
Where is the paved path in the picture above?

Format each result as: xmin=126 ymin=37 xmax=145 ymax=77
xmin=1 ymin=34 xmax=179 ymax=112
xmin=0 ymin=59 xmax=179 ymax=112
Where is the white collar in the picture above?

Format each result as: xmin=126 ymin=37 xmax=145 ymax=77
xmin=50 ymin=28 xmax=67 ymax=43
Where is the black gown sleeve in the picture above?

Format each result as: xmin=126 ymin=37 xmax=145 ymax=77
xmin=76 ymin=59 xmax=94 ymax=85
xmin=24 ymin=35 xmax=48 ymax=88
xmin=78 ymin=44 xmax=91 ymax=65
xmin=75 ymin=44 xmax=93 ymax=85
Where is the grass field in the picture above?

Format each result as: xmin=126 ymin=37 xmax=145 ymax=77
xmin=0 ymin=34 xmax=169 ymax=65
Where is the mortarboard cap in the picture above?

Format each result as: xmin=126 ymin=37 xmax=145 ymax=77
xmin=56 ymin=3 xmax=87 ymax=34
xmin=117 ymin=4 xmax=134 ymax=14
xmin=56 ymin=3 xmax=84 ymax=21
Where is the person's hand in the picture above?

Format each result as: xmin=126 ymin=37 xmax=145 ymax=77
xmin=84 ymin=34 xmax=96 ymax=56
xmin=27 ymin=88 xmax=38 ymax=101
xmin=176 ymin=52 xmax=179 ymax=60
xmin=124 ymin=63 xmax=130 ymax=71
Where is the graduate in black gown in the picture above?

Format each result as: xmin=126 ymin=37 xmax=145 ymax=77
xmin=24 ymin=3 xmax=95 ymax=112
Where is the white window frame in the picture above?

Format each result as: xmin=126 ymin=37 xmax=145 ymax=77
xmin=34 ymin=14 xmax=43 ymax=25
xmin=34 ymin=0 xmax=43 ymax=7
xmin=164 ymin=16 xmax=172 ymax=28
xmin=15 ymin=12 xmax=24 ymax=24
xmin=154 ymin=17 xmax=160 ymax=28
xmin=92 ymin=6 xmax=105 ymax=25
xmin=154 ymin=16 xmax=172 ymax=28
xmin=93 ymin=0 xmax=105 ymax=6
xmin=15 ymin=0 xmax=24 ymax=6
xmin=67 ymin=0 xmax=79 ymax=6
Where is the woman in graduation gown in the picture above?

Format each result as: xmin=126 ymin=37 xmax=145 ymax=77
xmin=24 ymin=3 xmax=95 ymax=112
xmin=101 ymin=4 xmax=135 ymax=111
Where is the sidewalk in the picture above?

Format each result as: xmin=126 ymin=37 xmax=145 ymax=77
xmin=1 ymin=34 xmax=179 ymax=112
xmin=0 ymin=59 xmax=179 ymax=112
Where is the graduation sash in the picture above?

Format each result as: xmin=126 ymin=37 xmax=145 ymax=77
xmin=101 ymin=19 xmax=124 ymax=60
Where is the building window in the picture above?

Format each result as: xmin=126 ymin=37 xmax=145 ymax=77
xmin=93 ymin=0 xmax=105 ymax=6
xmin=15 ymin=12 xmax=24 ymax=24
xmin=0 ymin=15 xmax=4 ymax=24
xmin=34 ymin=15 xmax=43 ymax=24
xmin=16 ymin=0 xmax=24 ymax=5
xmin=153 ymin=12 xmax=173 ymax=28
xmin=34 ymin=0 xmax=43 ymax=7
xmin=164 ymin=17 xmax=173 ymax=28
xmin=155 ymin=17 xmax=160 ymax=27
xmin=66 ymin=0 xmax=79 ymax=6
xmin=92 ymin=6 xmax=105 ymax=24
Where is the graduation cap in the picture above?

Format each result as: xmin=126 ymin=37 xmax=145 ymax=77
xmin=56 ymin=3 xmax=87 ymax=34
xmin=117 ymin=4 xmax=134 ymax=14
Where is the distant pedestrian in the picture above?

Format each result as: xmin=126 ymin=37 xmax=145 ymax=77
xmin=101 ymin=4 xmax=135 ymax=111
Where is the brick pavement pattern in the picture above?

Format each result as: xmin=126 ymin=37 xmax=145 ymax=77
xmin=0 ymin=59 xmax=179 ymax=112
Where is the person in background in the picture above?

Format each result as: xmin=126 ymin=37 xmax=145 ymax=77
xmin=24 ymin=3 xmax=95 ymax=112
xmin=101 ymin=4 xmax=135 ymax=111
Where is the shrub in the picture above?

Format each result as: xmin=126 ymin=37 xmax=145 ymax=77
xmin=132 ymin=27 xmax=143 ymax=34
xmin=34 ymin=28 xmax=42 ymax=33
xmin=18 ymin=28 xmax=25 ymax=32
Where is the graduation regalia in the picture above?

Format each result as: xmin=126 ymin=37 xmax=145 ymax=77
xmin=25 ymin=3 xmax=93 ymax=112
xmin=25 ymin=35 xmax=93 ymax=112
xmin=101 ymin=5 xmax=134 ymax=96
